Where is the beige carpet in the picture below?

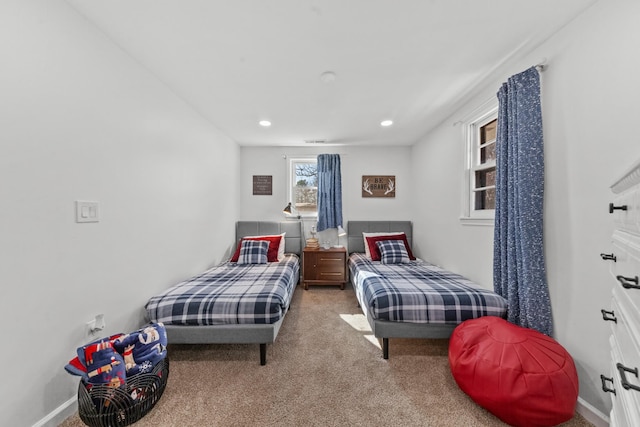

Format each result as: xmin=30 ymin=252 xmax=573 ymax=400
xmin=61 ymin=284 xmax=594 ymax=427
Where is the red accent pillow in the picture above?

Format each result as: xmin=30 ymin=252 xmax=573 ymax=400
xmin=230 ymin=236 xmax=281 ymax=262
xmin=449 ymin=317 xmax=579 ymax=427
xmin=365 ymin=234 xmax=415 ymax=261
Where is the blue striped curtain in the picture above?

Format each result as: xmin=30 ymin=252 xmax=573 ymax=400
xmin=316 ymin=154 xmax=343 ymax=232
xmin=493 ymin=67 xmax=553 ymax=336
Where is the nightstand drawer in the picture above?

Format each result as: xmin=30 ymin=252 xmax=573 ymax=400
xmin=317 ymin=256 xmax=345 ymax=268
xmin=317 ymin=269 xmax=345 ymax=279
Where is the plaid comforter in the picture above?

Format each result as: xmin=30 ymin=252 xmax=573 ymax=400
xmin=349 ymin=253 xmax=507 ymax=324
xmin=146 ymin=254 xmax=299 ymax=325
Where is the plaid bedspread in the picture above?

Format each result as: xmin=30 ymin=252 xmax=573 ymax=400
xmin=349 ymin=253 xmax=507 ymax=324
xmin=145 ymin=254 xmax=300 ymax=325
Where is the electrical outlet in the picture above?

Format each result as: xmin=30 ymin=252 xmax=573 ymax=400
xmin=86 ymin=314 xmax=105 ymax=335
xmin=86 ymin=319 xmax=96 ymax=334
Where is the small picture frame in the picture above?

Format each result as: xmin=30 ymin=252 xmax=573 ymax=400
xmin=252 ymin=175 xmax=272 ymax=195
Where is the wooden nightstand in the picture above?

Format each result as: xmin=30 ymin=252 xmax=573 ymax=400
xmin=302 ymin=247 xmax=348 ymax=290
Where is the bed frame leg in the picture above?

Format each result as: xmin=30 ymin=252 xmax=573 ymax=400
xmin=260 ymin=343 xmax=267 ymax=365
xmin=383 ymin=338 xmax=389 ymax=359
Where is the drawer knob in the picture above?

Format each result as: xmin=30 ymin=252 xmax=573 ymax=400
xmin=609 ymin=203 xmax=628 ymax=213
xmin=600 ymin=253 xmax=617 ymax=262
xmin=601 ymin=309 xmax=617 ymax=323
xmin=616 ymin=275 xmax=640 ymax=290
xmin=600 ymin=374 xmax=616 ymax=395
xmin=616 ymin=363 xmax=640 ymax=393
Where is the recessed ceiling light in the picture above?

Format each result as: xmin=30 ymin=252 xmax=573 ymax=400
xmin=259 ymin=120 xmax=271 ymax=127
xmin=320 ymin=71 xmax=336 ymax=83
xmin=381 ymin=120 xmax=393 ymax=127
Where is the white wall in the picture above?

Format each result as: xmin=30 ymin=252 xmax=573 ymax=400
xmin=0 ymin=1 xmax=239 ymax=426
xmin=412 ymin=0 xmax=640 ymax=419
xmin=410 ymin=119 xmax=497 ymax=285
xmin=240 ymin=145 xmax=414 ymax=245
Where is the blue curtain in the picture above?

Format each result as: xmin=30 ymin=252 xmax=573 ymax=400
xmin=316 ymin=154 xmax=343 ymax=232
xmin=493 ymin=67 xmax=552 ymax=336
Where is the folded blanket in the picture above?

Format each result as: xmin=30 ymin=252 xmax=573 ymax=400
xmin=113 ymin=323 xmax=168 ymax=376
xmin=65 ymin=333 xmax=124 ymax=383
xmin=65 ymin=324 xmax=167 ymax=383
xmin=84 ymin=341 xmax=126 ymax=388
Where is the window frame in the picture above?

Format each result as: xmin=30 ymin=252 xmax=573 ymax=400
xmin=287 ymin=157 xmax=318 ymax=218
xmin=460 ymin=101 xmax=498 ymax=226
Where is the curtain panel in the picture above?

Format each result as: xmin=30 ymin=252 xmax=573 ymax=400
xmin=316 ymin=154 xmax=343 ymax=232
xmin=493 ymin=67 xmax=553 ymax=336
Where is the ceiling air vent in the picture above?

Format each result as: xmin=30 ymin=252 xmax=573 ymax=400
xmin=304 ymin=139 xmax=328 ymax=144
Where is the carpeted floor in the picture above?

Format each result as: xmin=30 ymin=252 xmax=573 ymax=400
xmin=60 ymin=283 xmax=594 ymax=427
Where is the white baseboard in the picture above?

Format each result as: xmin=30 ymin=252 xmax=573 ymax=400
xmin=34 ymin=391 xmax=608 ymax=427
xmin=576 ymin=397 xmax=609 ymax=427
xmin=32 ymin=397 xmax=77 ymax=427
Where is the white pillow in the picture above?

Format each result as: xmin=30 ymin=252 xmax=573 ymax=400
xmin=244 ymin=232 xmax=286 ymax=261
xmin=362 ymin=232 xmax=406 ymax=258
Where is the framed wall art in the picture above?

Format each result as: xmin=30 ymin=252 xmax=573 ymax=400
xmin=362 ymin=175 xmax=395 ymax=198
xmin=252 ymin=175 xmax=272 ymax=195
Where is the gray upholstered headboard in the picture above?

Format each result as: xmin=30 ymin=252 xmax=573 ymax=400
xmin=235 ymin=221 xmax=304 ymax=256
xmin=347 ymin=221 xmax=413 ymax=254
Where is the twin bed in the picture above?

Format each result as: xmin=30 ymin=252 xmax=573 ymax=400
xmin=145 ymin=220 xmax=507 ymax=364
xmin=145 ymin=221 xmax=303 ymax=365
xmin=346 ymin=221 xmax=508 ymax=359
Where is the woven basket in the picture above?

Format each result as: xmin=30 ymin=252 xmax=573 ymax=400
xmin=78 ymin=357 xmax=169 ymax=427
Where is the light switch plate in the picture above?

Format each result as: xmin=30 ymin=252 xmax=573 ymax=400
xmin=75 ymin=200 xmax=100 ymax=223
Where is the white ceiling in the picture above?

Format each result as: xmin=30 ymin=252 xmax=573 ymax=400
xmin=65 ymin=0 xmax=597 ymax=147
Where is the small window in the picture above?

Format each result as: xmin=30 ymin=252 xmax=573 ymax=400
xmin=474 ymin=118 xmax=497 ymax=210
xmin=288 ymin=158 xmax=317 ymax=217
xmin=461 ymin=104 xmax=497 ymax=225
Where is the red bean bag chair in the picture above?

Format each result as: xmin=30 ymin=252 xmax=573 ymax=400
xmin=448 ymin=316 xmax=578 ymax=427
